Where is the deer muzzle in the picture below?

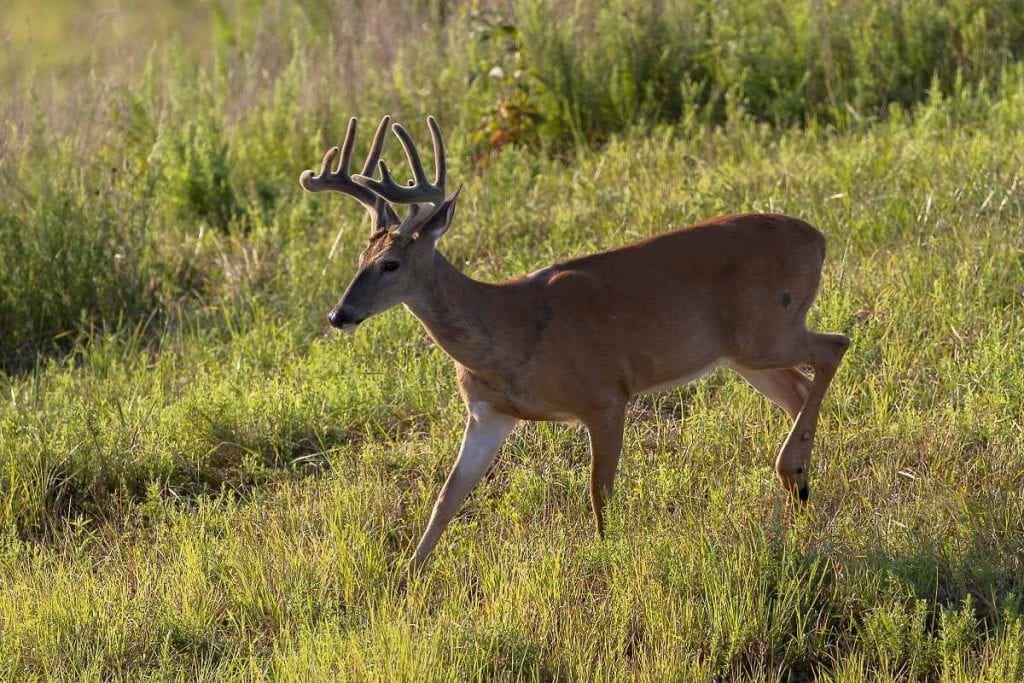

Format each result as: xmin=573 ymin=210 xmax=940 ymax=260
xmin=328 ymin=306 xmax=362 ymax=332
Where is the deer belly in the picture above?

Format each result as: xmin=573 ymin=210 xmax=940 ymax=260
xmin=636 ymin=362 xmax=718 ymax=396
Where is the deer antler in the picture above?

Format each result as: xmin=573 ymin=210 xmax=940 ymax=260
xmin=352 ymin=116 xmax=447 ymax=235
xmin=299 ymin=116 xmax=399 ymax=233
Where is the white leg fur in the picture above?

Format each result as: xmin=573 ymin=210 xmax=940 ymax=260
xmin=410 ymin=402 xmax=518 ymax=569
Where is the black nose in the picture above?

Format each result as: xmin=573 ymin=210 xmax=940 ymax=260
xmin=327 ymin=306 xmax=348 ymax=329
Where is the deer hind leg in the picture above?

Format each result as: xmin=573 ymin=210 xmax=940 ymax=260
xmin=583 ymin=406 xmax=626 ymax=537
xmin=734 ymin=331 xmax=850 ymax=502
xmin=776 ymin=332 xmax=849 ymax=501
xmin=730 ymin=366 xmax=812 ymax=420
xmin=410 ymin=402 xmax=518 ymax=571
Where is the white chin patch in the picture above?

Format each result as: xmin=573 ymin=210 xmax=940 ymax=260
xmin=340 ymin=323 xmax=359 ymax=335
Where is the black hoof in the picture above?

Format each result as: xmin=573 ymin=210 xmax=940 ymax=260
xmin=798 ymin=484 xmax=810 ymax=502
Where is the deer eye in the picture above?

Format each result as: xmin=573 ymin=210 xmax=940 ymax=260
xmin=381 ymin=260 xmax=400 ymax=273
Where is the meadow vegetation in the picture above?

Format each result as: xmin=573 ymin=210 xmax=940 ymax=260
xmin=0 ymin=0 xmax=1023 ymax=678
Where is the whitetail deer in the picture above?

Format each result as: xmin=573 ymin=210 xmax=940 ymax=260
xmin=300 ymin=116 xmax=850 ymax=570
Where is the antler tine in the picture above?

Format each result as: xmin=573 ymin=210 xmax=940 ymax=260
xmin=427 ymin=115 xmax=446 ymax=191
xmin=360 ymin=115 xmax=391 ymax=177
xmin=337 ymin=117 xmax=358 ymax=178
xmin=393 ymin=122 xmax=430 ymax=186
xmin=298 ymin=116 xmax=398 ymax=232
xmin=298 ymin=146 xmax=339 ymax=192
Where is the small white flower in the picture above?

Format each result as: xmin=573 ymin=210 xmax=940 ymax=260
xmin=488 ymin=66 xmax=506 ymax=80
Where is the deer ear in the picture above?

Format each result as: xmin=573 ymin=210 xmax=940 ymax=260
xmin=419 ymin=188 xmax=461 ymax=243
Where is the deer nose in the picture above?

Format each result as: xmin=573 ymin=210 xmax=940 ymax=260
xmin=327 ymin=306 xmax=349 ymax=329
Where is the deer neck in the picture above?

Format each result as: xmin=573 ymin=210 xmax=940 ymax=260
xmin=404 ymin=251 xmax=530 ymax=374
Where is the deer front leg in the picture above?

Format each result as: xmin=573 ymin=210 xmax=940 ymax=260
xmin=410 ymin=402 xmax=518 ymax=571
xmin=775 ymin=332 xmax=850 ymax=501
xmin=583 ymin=406 xmax=626 ymax=537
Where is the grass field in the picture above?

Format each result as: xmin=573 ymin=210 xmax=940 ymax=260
xmin=2 ymin=1 xmax=1023 ymax=679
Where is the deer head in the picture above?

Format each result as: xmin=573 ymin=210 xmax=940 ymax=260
xmin=300 ymin=115 xmax=458 ymax=331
